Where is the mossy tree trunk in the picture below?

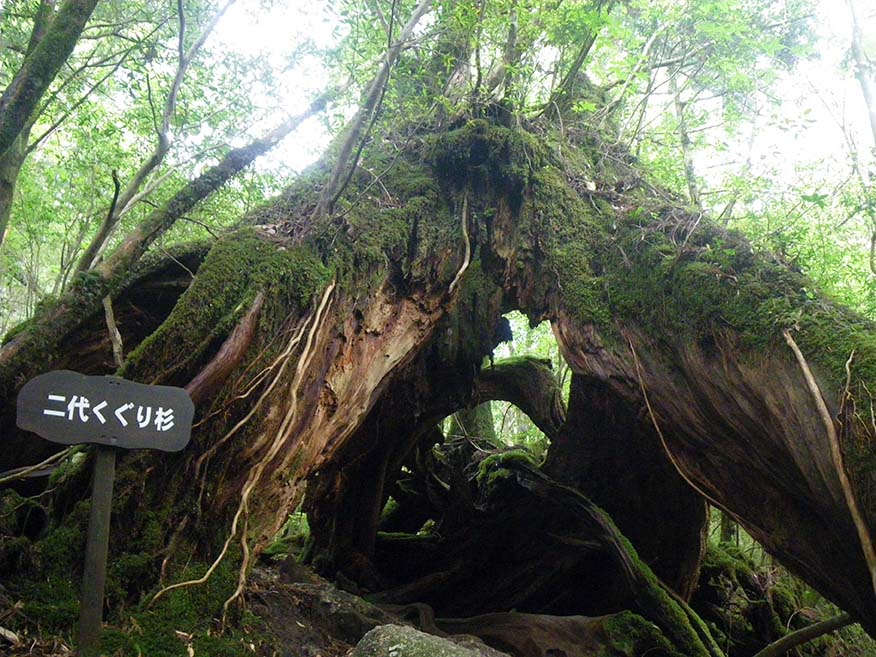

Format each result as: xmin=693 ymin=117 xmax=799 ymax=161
xmin=448 ymin=403 xmax=498 ymax=443
xmin=3 ymin=118 xmax=876 ymax=639
xmin=544 ymin=373 xmax=709 ymax=600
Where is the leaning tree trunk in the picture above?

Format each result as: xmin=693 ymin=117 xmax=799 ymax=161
xmin=4 ymin=117 xmax=876 ymax=636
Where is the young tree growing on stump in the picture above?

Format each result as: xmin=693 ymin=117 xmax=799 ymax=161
xmin=1 ymin=0 xmax=875 ymax=655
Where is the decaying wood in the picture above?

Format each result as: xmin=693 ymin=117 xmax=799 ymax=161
xmin=554 ymin=320 xmax=876 ymax=630
xmin=0 ymin=246 xmax=204 ymax=472
xmin=102 ymin=296 xmax=125 ymax=370
xmin=186 ymin=292 xmax=265 ymax=406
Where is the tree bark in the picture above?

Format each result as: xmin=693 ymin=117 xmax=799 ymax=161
xmin=0 ymin=0 xmax=56 ymax=246
xmin=4 ymin=117 xmax=876 ymax=640
xmin=448 ymin=404 xmax=497 ymax=442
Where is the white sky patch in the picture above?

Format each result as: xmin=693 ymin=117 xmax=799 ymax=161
xmin=682 ymin=0 xmax=876 ymax=215
xmin=211 ymin=0 xmax=345 ymax=172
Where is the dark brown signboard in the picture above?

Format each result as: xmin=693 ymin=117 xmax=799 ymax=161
xmin=16 ymin=370 xmax=193 ymax=451
xmin=15 ymin=370 xmax=195 ymax=656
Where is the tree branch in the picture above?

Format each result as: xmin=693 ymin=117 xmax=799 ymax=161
xmin=311 ymin=0 xmax=433 ymax=218
xmin=0 ymin=97 xmax=328 ymax=403
xmin=0 ymin=0 xmax=99 ymax=159
xmin=78 ymin=0 xmax=237 ymax=271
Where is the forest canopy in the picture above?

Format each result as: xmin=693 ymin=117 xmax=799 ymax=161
xmin=2 ymin=1 xmax=876 ymax=656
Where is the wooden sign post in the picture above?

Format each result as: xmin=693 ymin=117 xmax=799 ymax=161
xmin=16 ymin=370 xmax=194 ymax=657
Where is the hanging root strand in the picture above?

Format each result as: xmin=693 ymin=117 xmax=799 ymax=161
xmin=783 ymin=329 xmax=876 ymax=600
xmin=448 ymin=192 xmax=470 ymax=295
xmin=150 ymin=282 xmax=337 ymax=614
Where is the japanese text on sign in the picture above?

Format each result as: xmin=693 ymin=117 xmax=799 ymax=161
xmin=42 ymin=395 xmax=176 ymax=432
xmin=17 ymin=370 xmax=193 ymax=451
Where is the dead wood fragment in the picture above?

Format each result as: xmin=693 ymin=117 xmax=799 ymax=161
xmin=102 ymin=296 xmax=125 ymax=369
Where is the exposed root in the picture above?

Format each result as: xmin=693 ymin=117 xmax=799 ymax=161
xmin=783 ymin=329 xmax=876 ymax=600
xmin=752 ymin=611 xmax=853 ymax=657
xmin=151 ymin=282 xmax=337 ymax=609
xmin=192 ymin=312 xmax=310 ymax=487
xmin=840 ymin=349 xmax=855 ymax=418
xmin=216 ymin=279 xmax=336 ymax=617
xmin=190 ymin=320 xmax=300 ymax=431
xmin=448 ymin=192 xmax=470 ymax=295
xmin=159 ymin=515 xmax=189 ymax=585
xmin=0 ymin=446 xmax=75 ymax=485
xmin=221 ymin=511 xmax=250 ymax=627
xmin=149 ymin=517 xmax=239 ymax=605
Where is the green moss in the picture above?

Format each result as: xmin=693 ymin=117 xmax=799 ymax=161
xmin=112 ymin=559 xmax=257 ymax=657
xmin=476 ymin=448 xmax=540 ymax=487
xmin=2 ymin=504 xmax=258 ymax=655
xmin=122 ymin=227 xmax=329 ymax=384
xmin=315 ymin=154 xmax=454 ymax=291
xmin=263 ymin=511 xmax=310 ymax=559
xmin=601 ymin=611 xmax=685 ymax=657
xmin=428 ymin=119 xmax=548 ymax=198
xmin=525 ymin=164 xmax=607 ymax=325
xmin=702 ymin=543 xmax=749 ymax=576
xmin=1 ymin=314 xmax=35 ymax=345
xmin=5 ymin=504 xmax=88 ymax=635
xmin=192 ymin=634 xmax=254 ymax=657
xmin=47 ymin=448 xmax=86 ymax=487
xmin=100 ymin=628 xmax=137 ymax=655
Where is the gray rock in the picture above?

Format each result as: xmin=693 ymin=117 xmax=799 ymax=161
xmin=352 ymin=624 xmax=511 ymax=657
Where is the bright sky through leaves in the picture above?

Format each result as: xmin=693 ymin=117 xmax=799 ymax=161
xmin=208 ymin=0 xmax=876 ymax=190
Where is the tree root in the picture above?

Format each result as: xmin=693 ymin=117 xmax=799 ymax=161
xmin=448 ymin=192 xmax=470 ymax=295
xmin=150 ymin=282 xmax=336 ymax=613
xmin=0 ymin=446 xmax=75 ymax=485
xmin=751 ymin=611 xmax=853 ymax=657
xmin=783 ymin=329 xmax=876 ymax=600
xmin=185 ymin=292 xmax=265 ymax=405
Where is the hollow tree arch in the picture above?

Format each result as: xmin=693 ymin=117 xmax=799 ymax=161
xmin=2 ymin=117 xmax=876 ymax=638
xmin=302 ymin=352 xmax=569 ymax=575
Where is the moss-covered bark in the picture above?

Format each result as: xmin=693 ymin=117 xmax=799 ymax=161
xmin=4 ymin=110 xmax=876 ymax=647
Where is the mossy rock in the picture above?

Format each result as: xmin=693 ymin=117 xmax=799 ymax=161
xmin=353 ymin=624 xmax=510 ymax=657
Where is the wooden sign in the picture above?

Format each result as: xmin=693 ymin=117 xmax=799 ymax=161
xmin=15 ymin=370 xmax=194 ymax=657
xmin=16 ymin=370 xmax=193 ymax=451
